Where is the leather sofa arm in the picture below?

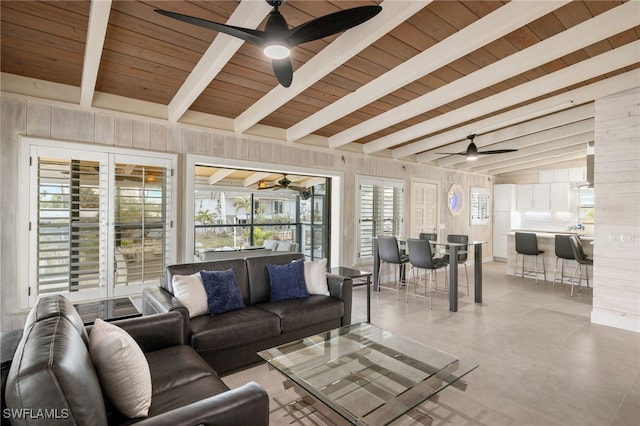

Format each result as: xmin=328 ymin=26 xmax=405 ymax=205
xmin=327 ymin=275 xmax=353 ymax=326
xmin=105 ymin=312 xmax=185 ymax=353
xmin=131 ymin=381 xmax=269 ymax=426
xmin=142 ymin=286 xmax=190 ymax=343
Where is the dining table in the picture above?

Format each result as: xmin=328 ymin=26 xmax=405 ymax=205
xmin=373 ymin=238 xmax=486 ymax=312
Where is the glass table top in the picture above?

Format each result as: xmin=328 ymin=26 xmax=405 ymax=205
xmin=258 ymin=323 xmax=478 ymax=425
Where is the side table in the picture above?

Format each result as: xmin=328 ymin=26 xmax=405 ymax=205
xmin=329 ymin=267 xmax=372 ymax=323
xmin=73 ymin=297 xmax=141 ymax=325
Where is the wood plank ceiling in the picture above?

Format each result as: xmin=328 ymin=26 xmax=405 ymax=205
xmin=2 ymin=0 xmax=639 ymax=176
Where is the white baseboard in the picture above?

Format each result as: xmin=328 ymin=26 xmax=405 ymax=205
xmin=591 ymin=308 xmax=640 ymax=333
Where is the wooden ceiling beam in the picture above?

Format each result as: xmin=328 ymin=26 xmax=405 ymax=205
xmin=361 ymin=2 xmax=640 ymax=154
xmin=80 ymin=0 xmax=112 ymax=107
xmin=463 ymin=132 xmax=594 ymax=172
xmin=208 ymin=169 xmax=235 ymax=185
xmin=243 ymin=172 xmax=272 ymax=188
xmin=167 ymin=0 xmax=272 ymax=122
xmin=234 ymin=0 xmax=430 ymax=134
xmin=285 ymin=0 xmax=567 ymax=145
xmin=400 ymin=71 xmax=638 ymax=161
xmin=488 ymin=150 xmax=587 ymax=175
xmin=434 ymin=119 xmax=593 ymax=167
xmin=376 ymin=41 xmax=640 ymax=157
xmin=411 ymin=103 xmax=593 ymax=163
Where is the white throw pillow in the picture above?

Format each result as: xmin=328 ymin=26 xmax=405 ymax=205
xmin=304 ymin=258 xmax=329 ymax=296
xmin=89 ymin=318 xmax=152 ymax=418
xmin=172 ymin=272 xmax=209 ymax=317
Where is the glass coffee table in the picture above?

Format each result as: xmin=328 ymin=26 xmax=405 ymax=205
xmin=258 ymin=323 xmax=478 ymax=425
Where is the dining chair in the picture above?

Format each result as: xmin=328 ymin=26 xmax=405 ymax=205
xmin=418 ymin=232 xmax=437 ymax=241
xmin=377 ymin=235 xmax=409 ymax=300
xmin=514 ymin=232 xmax=546 ymax=283
xmin=445 ymin=234 xmax=470 ymax=295
xmin=568 ymin=235 xmax=593 ymax=296
xmin=406 ymin=238 xmax=448 ymax=309
xmin=418 ymin=232 xmax=446 ymax=274
xmin=553 ymin=234 xmax=575 ymax=287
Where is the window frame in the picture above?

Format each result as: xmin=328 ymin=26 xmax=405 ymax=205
xmin=184 ymin=154 xmax=343 ymax=266
xmin=18 ymin=136 xmax=177 ymax=309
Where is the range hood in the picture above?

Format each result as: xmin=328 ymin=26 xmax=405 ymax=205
xmin=575 ymin=142 xmax=594 ymax=189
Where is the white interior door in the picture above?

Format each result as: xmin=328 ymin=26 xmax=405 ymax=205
xmin=410 ymin=179 xmax=439 ymax=238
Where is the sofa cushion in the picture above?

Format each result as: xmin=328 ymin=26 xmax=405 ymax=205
xmin=24 ymin=294 xmax=89 ymax=345
xmin=246 ymin=253 xmax=304 ymax=304
xmin=257 ymin=295 xmax=344 ymax=333
xmin=165 ymin=258 xmax=250 ymax=304
xmin=90 ymin=318 xmax=152 ymax=419
xmin=6 ymin=316 xmax=108 ymax=426
xmin=172 ymin=272 xmax=209 ymax=318
xmin=108 ymin=346 xmax=230 ymax=425
xmin=262 ymin=239 xmax=279 ymax=250
xmin=189 ymin=306 xmax=281 ymax=352
xmin=145 ymin=345 xmax=221 ymax=395
xmin=304 ymin=258 xmax=330 ymax=296
xmin=267 ymin=259 xmax=309 ymax=301
xmin=200 ymin=269 xmax=246 ymax=315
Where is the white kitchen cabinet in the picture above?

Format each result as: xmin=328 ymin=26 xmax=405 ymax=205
xmin=539 ymin=170 xmax=554 ymax=183
xmin=549 ymin=182 xmax=571 ymax=212
xmin=493 ymin=184 xmax=516 ymax=211
xmin=516 ymin=184 xmax=533 ymax=210
xmin=553 ymin=169 xmax=569 ymax=182
xmin=569 ymin=167 xmax=585 ymax=182
xmin=493 ymin=211 xmax=511 ymax=259
xmin=532 ymin=184 xmax=549 ymax=211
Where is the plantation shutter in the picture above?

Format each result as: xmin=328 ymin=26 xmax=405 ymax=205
xmin=113 ymin=163 xmax=169 ymax=287
xmin=25 ymin=140 xmax=175 ymax=307
xmin=36 ymin=156 xmax=105 ymax=296
xmin=359 ymin=183 xmax=375 ymax=258
xmin=357 ymin=178 xmax=403 ymax=260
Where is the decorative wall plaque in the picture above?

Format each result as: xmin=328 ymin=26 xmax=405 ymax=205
xmin=447 ymin=184 xmax=464 ymax=216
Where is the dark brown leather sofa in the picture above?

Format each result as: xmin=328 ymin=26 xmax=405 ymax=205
xmin=3 ymin=295 xmax=268 ymax=425
xmin=142 ymin=253 xmax=353 ymax=374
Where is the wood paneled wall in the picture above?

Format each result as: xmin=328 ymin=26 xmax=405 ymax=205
xmin=0 ymin=95 xmax=492 ymax=330
xmin=592 ymin=87 xmax=640 ymax=333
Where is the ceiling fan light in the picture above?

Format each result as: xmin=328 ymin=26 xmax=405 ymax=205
xmin=264 ymin=43 xmax=290 ymax=59
xmin=466 ymin=154 xmax=478 ymax=161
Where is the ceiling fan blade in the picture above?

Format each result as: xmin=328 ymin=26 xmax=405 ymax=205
xmin=436 ymin=152 xmax=467 ymax=156
xmin=272 ymin=58 xmax=293 ymax=87
xmin=155 ymin=9 xmax=265 ymax=46
xmin=477 ymin=149 xmax=519 ymax=154
xmin=286 ymin=5 xmax=382 ymax=46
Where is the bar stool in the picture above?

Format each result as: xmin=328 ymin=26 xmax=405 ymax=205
xmin=514 ymin=232 xmax=546 ymax=283
xmin=569 ymin=235 xmax=593 ymax=296
xmin=406 ymin=238 xmax=448 ymax=309
xmin=377 ymin=235 xmax=409 ymax=300
xmin=553 ymin=234 xmax=575 ymax=287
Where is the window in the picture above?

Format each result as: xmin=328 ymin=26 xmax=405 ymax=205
xmin=20 ymin=138 xmax=176 ymax=308
xmin=357 ymin=176 xmax=404 ymax=262
xmin=577 ymin=189 xmax=594 ymax=223
xmin=192 ymin=166 xmax=329 ymax=261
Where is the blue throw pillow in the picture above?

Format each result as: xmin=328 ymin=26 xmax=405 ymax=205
xmin=267 ymin=259 xmax=309 ymax=301
xmin=199 ymin=269 xmax=245 ymax=316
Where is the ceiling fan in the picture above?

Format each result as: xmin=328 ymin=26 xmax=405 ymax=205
xmin=437 ymin=134 xmax=519 ymax=161
xmin=155 ymin=1 xmax=382 ymax=87
xmin=257 ymin=175 xmax=313 ymax=199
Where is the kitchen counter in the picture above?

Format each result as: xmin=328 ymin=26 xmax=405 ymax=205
xmin=505 ymin=231 xmax=593 ymax=284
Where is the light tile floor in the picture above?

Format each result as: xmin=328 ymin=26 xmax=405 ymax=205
xmin=223 ymin=261 xmax=640 ymax=425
